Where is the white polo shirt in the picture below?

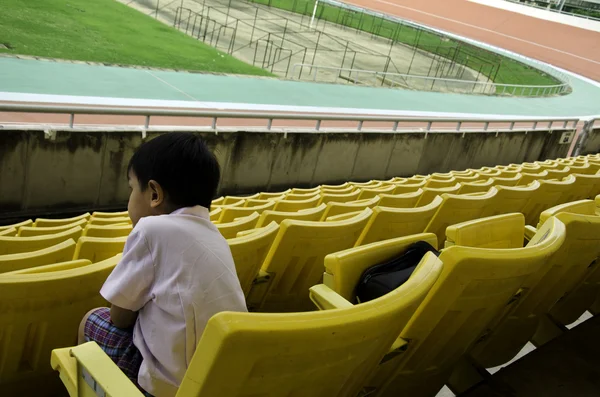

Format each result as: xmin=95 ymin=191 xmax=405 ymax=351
xmin=100 ymin=206 xmax=247 ymax=397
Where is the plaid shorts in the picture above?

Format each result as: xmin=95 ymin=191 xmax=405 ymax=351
xmin=84 ymin=307 xmax=152 ymax=396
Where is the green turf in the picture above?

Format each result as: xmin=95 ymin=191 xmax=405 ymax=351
xmin=249 ymin=0 xmax=561 ymax=88
xmin=0 ymin=0 xmax=271 ymax=76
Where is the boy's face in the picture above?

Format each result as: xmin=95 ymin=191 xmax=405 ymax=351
xmin=127 ymin=170 xmax=156 ymax=227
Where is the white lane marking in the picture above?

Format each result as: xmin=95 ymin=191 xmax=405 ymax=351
xmin=145 ymin=70 xmax=199 ymax=101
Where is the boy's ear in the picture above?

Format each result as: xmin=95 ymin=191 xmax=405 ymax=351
xmin=148 ymin=180 xmax=164 ymax=208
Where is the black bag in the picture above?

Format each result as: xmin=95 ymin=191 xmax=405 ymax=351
xmin=355 ymin=241 xmax=440 ymax=303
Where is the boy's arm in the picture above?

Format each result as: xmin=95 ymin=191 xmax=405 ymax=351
xmin=110 ymin=305 xmax=138 ymax=329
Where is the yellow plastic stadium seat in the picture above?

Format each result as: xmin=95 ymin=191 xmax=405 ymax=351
xmin=477 ymin=169 xmax=502 ymax=177
xmin=391 ymin=180 xmax=427 ymax=194
xmin=0 ymin=219 xmax=33 ymax=231
xmin=319 ymin=190 xmax=361 ymax=205
xmin=355 ymin=196 xmax=443 ymax=246
xmin=451 ymin=170 xmax=476 ymax=176
xmin=569 ymin=163 xmax=597 ymax=175
xmin=257 ymin=190 xmax=290 ymax=200
xmin=424 ymin=177 xmax=457 ymax=189
xmin=545 ymin=166 xmax=571 ymax=180
xmin=495 ymin=169 xmax=521 ymax=178
xmin=246 ymin=208 xmax=372 ymax=312
xmin=212 ymin=200 xmax=244 ymax=209
xmin=445 ymin=213 xmax=525 ymax=249
xmin=209 ymin=207 xmax=221 ymax=222
xmin=212 ymin=197 xmax=224 ymax=206
xmin=0 ymin=255 xmax=120 ymax=395
xmin=454 ymin=212 xmax=600 ymax=382
xmin=243 ymin=199 xmax=276 ymax=208
xmin=315 ymin=213 xmax=564 ymax=397
xmin=517 ymin=170 xmax=549 ymax=186
xmin=4 ymin=259 xmax=92 ymax=275
xmin=34 ymin=213 xmax=90 ymax=227
xmin=457 ymin=178 xmax=494 ymax=195
xmin=492 ymin=173 xmax=522 ymax=186
xmin=318 ymin=233 xmax=439 ymax=302
xmin=517 ymin=162 xmax=541 ymax=172
xmin=320 ymin=185 xmax=355 ymax=194
xmin=378 ymin=189 xmax=423 ymax=208
xmin=349 ymin=180 xmax=382 ymax=188
xmin=89 ymin=216 xmax=131 ymax=226
xmin=430 ymin=172 xmax=454 ymax=179
xmin=291 ymin=187 xmax=320 ymax=194
xmin=82 ymin=224 xmax=133 ymax=238
xmin=0 ymin=227 xmax=83 ymax=255
xmin=416 ymin=183 xmax=461 ymax=206
xmin=325 ymin=211 xmax=363 ymax=222
xmin=73 ymin=236 xmax=127 ymax=262
xmin=0 ymin=227 xmax=17 ymax=237
xmin=424 ymin=188 xmax=498 ymax=247
xmin=52 ymin=248 xmax=439 ymax=397
xmin=222 ymin=195 xmax=253 ymax=206
xmin=282 ymin=192 xmax=320 ymax=201
xmin=0 ymin=239 xmax=77 ymax=274
xmin=357 ymin=185 xmax=395 ymax=200
xmin=219 ymin=201 xmax=276 ymax=223
xmin=227 ymin=222 xmax=279 ymax=297
xmin=17 ymin=219 xmax=88 ymax=237
xmin=453 ymin=174 xmax=481 ymax=182
xmin=216 ymin=212 xmax=260 ymax=239
xmin=320 ymin=182 xmax=351 ymax=190
xmin=255 ymin=204 xmax=326 ymax=228
xmin=560 ymin=173 xmax=600 ymax=203
xmin=522 ymin=175 xmax=576 ymax=225
xmin=481 ymin=181 xmax=540 ymax=218
xmin=319 ymin=196 xmax=380 ymax=220
xmin=273 ymin=195 xmax=320 ymax=212
xmin=535 ymin=161 xmax=560 ymax=171
xmin=91 ymin=210 xmax=129 ymax=218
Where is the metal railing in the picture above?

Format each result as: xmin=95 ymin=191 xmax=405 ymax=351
xmin=0 ymin=103 xmax=581 ymax=136
xmin=503 ymin=0 xmax=600 ymax=21
xmin=290 ymin=64 xmax=571 ymax=96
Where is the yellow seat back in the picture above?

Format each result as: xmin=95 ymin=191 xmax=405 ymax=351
xmin=561 ymin=173 xmax=600 ymax=203
xmin=522 ymin=175 xmax=575 ymax=225
xmin=73 ymin=236 xmax=127 ymax=262
xmin=367 ymin=215 xmax=564 ymax=397
xmin=0 ymin=227 xmax=83 ymax=255
xmin=482 ymin=181 xmax=540 ymax=218
xmin=457 ymin=179 xmax=493 ymax=195
xmin=227 ymin=222 xmax=280 ymax=297
xmin=320 ymin=196 xmax=380 ymax=220
xmin=219 ymin=201 xmax=276 ymax=223
xmin=0 ymin=255 xmax=120 ymax=394
xmin=223 ymin=194 xmax=258 ymax=205
xmin=392 ymin=180 xmax=427 ymax=194
xmin=517 ymin=170 xmax=548 ymax=185
xmin=209 ymin=207 xmax=221 ymax=222
xmin=253 ymin=209 xmax=372 ymax=312
xmin=17 ymin=219 xmax=88 ymax=237
xmin=82 ymin=224 xmax=133 ymax=238
xmin=425 ymin=177 xmax=457 ymax=189
xmin=492 ymin=173 xmax=522 ymax=187
xmin=356 ymin=196 xmax=443 ymax=246
xmin=273 ymin=195 xmax=320 ymax=212
xmin=536 ymin=199 xmax=596 ymax=228
xmin=357 ymin=185 xmax=395 ymax=200
xmin=378 ymin=189 xmax=423 ymax=208
xmin=445 ymin=213 xmax=525 ymax=249
xmin=416 ymin=184 xmax=461 ymax=206
xmin=255 ymin=204 xmax=326 ymax=228
xmin=0 ymin=220 xmax=33 ymax=231
xmin=216 ymin=212 xmax=260 ymax=239
xmin=291 ymin=187 xmax=320 ymax=194
xmin=257 ymin=191 xmax=289 ymax=200
xmin=545 ymin=166 xmax=571 ymax=180
xmin=0 ymin=239 xmax=77 ymax=274
xmin=568 ymin=163 xmax=596 ymax=175
xmin=424 ymin=188 xmax=498 ymax=247
xmin=0 ymin=227 xmax=17 ymax=237
xmin=88 ymin=216 xmax=131 ymax=226
xmin=319 ymin=190 xmax=361 ymax=205
xmin=453 ymin=174 xmax=481 ymax=182
xmin=34 ymin=213 xmax=90 ymax=227
xmin=91 ymin=210 xmax=128 ymax=218
xmin=5 ymin=259 xmax=92 ymax=275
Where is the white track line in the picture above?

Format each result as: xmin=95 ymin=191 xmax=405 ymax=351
xmin=145 ymin=70 xmax=199 ymax=101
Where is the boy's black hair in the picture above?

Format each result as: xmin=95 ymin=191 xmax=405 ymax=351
xmin=128 ymin=132 xmax=220 ymax=209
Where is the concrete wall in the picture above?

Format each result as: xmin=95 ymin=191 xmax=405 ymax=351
xmin=581 ymin=127 xmax=600 ymax=155
xmin=0 ymin=127 xmax=573 ymax=221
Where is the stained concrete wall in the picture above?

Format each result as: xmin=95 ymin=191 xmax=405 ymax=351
xmin=0 ymin=128 xmax=572 ymax=221
xmin=581 ymin=127 xmax=600 ymax=155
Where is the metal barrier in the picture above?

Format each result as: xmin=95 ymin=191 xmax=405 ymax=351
xmin=504 ymin=0 xmax=600 ymax=21
xmin=290 ymin=64 xmax=570 ymax=96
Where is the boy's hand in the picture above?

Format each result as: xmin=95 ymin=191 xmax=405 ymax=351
xmin=110 ymin=305 xmax=138 ymax=329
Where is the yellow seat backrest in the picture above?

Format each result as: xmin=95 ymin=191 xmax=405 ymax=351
xmin=82 ymin=224 xmax=133 ymax=238
xmin=478 ymin=169 xmax=502 ymax=177
xmin=355 ymin=196 xmax=443 ymax=246
xmin=561 ymin=173 xmax=600 ymax=203
xmin=209 ymin=207 xmax=221 ymax=222
xmin=378 ymin=189 xmax=423 ymax=208
xmin=545 ymin=166 xmax=571 ymax=180
xmin=392 ymin=180 xmax=427 ymax=194
xmin=517 ymin=170 xmax=548 ymax=186
xmin=219 ymin=201 xmax=276 ymax=223
xmin=481 ymin=181 xmax=540 ymax=218
xmin=0 ymin=227 xmax=17 ymax=237
xmin=445 ymin=213 xmax=524 ymax=249
xmin=349 ymin=180 xmax=382 ymax=188
xmin=216 ymin=212 xmax=260 ymax=239
xmin=91 ymin=210 xmax=129 ymax=218
xmin=227 ymin=222 xmax=279 ymax=297
xmin=416 ymin=183 xmax=461 ymax=206
xmin=0 ymin=227 xmax=83 ymax=255
xmin=291 ymin=187 xmax=320 ymax=194
xmin=319 ymin=190 xmax=361 ymax=205
xmin=322 ymin=233 xmax=439 ymax=302
xmin=568 ymin=163 xmax=596 ymax=175
xmin=34 ymin=213 xmax=90 ymax=227
xmin=457 ymin=179 xmax=493 ymax=195
xmin=255 ymin=204 xmax=326 ymax=228
xmin=222 ymin=194 xmax=259 ymax=205
xmin=282 ymin=192 xmax=320 ymax=201
xmin=424 ymin=177 xmax=457 ymax=189
xmin=73 ymin=236 xmax=127 ymax=262
xmin=320 ymin=186 xmax=355 ymax=195
xmin=0 ymin=255 xmax=120 ymax=394
xmin=536 ymin=199 xmax=596 ymax=229
xmin=213 ymin=200 xmax=244 ymax=210
xmin=257 ymin=190 xmax=289 ymax=200
xmin=522 ymin=175 xmax=575 ymax=225
xmin=465 ymin=212 xmax=600 ymax=371
xmin=357 ymin=185 xmax=396 ymax=200
xmin=18 ymin=219 xmax=88 ymax=237
xmin=273 ymin=195 xmax=321 ymax=212
xmin=496 ymin=169 xmax=521 ymax=178
xmin=320 ymin=182 xmax=350 ymax=190
xmin=0 ymin=219 xmax=33 ymax=231
xmin=250 ymin=208 xmax=372 ymax=312
xmin=320 ymin=196 xmax=380 ymax=220
xmin=364 ymin=215 xmax=564 ymax=397
xmin=453 ymin=174 xmax=481 ymax=182
xmin=492 ymin=173 xmax=522 ymax=187
xmin=88 ymin=216 xmax=131 ymax=226
xmin=424 ymin=188 xmax=498 ymax=247
xmin=0 ymin=239 xmax=77 ymax=274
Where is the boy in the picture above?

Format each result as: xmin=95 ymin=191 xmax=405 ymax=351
xmin=79 ymin=132 xmax=247 ymax=397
